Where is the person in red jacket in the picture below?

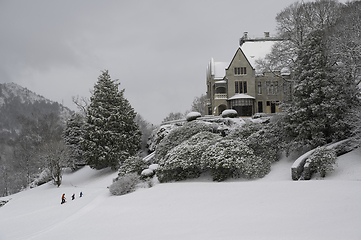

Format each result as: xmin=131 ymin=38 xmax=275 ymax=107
xmin=61 ymin=194 xmax=66 ymax=204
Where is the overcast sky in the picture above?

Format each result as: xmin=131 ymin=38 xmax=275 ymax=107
xmin=1 ymin=0 xmax=312 ymax=124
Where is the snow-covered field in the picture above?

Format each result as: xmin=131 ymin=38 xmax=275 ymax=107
xmin=1 ymin=149 xmax=361 ymax=240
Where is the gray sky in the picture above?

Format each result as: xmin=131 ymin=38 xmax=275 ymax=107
xmin=1 ymin=0 xmax=298 ymax=124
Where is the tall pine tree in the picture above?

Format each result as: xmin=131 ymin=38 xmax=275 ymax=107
xmin=282 ymin=29 xmax=359 ymax=153
xmin=82 ymin=70 xmax=141 ymax=169
xmin=63 ymin=112 xmax=85 ymax=169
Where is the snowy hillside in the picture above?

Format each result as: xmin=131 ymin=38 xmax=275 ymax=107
xmin=0 ymin=149 xmax=360 ymax=240
xmin=0 ymin=82 xmax=51 ymax=107
xmin=0 ymin=82 xmax=73 ymax=138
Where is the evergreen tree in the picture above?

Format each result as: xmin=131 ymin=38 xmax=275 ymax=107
xmin=82 ymin=70 xmax=141 ymax=169
xmin=63 ymin=113 xmax=85 ymax=169
xmin=282 ymin=30 xmax=359 ymax=153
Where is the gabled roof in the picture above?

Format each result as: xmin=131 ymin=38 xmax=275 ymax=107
xmin=208 ymin=40 xmax=277 ymax=79
xmin=241 ymin=41 xmax=275 ymax=72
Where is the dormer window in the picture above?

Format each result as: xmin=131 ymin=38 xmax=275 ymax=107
xmin=235 ymin=67 xmax=247 ymax=75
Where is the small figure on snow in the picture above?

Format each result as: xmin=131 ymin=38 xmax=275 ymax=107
xmin=72 ymin=193 xmax=75 ymax=200
xmin=79 ymin=192 xmax=83 ymax=198
xmin=61 ymin=194 xmax=66 ymax=204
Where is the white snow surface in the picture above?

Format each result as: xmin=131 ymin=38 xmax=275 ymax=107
xmin=1 ymin=149 xmax=361 ymax=240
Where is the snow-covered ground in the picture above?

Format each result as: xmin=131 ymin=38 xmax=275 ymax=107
xmin=1 ymin=148 xmax=361 ymax=240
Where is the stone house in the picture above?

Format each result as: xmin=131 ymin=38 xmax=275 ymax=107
xmin=206 ymin=33 xmax=293 ymax=117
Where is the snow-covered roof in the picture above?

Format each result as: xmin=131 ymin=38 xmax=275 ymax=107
xmin=208 ymin=41 xmax=277 ymax=79
xmin=241 ymin=41 xmax=275 ymax=70
xmin=213 ymin=61 xmax=229 ymax=79
xmin=228 ymin=93 xmax=255 ymax=100
xmin=214 ymin=80 xmax=226 ymax=84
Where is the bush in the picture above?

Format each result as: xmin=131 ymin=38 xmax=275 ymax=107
xmin=118 ymin=156 xmax=148 ymax=177
xmin=201 ymin=139 xmax=270 ymax=181
xmin=228 ymin=122 xmax=282 ymax=163
xmin=227 ymin=123 xmax=262 ymax=140
xmin=109 ymin=173 xmax=140 ymax=196
xmin=308 ymin=147 xmax=337 ymax=178
xmin=221 ymin=109 xmax=238 ymax=118
xmin=186 ymin=112 xmax=201 ymax=121
xmin=154 ymin=121 xmax=214 ymax=162
xmin=141 ymin=168 xmax=155 ymax=178
xmin=157 ymin=132 xmax=221 ymax=182
xmin=246 ymin=124 xmax=282 ymax=163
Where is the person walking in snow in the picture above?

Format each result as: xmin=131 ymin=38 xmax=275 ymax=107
xmin=80 ymin=192 xmax=83 ymax=198
xmin=72 ymin=193 xmax=75 ymax=200
xmin=61 ymin=194 xmax=66 ymax=204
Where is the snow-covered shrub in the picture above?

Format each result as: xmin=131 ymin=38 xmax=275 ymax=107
xmin=221 ymin=109 xmax=238 ymax=118
xmin=118 ymin=156 xmax=148 ymax=177
xmin=109 ymin=173 xmax=140 ymax=196
xmin=308 ymin=147 xmax=337 ymax=178
xmin=227 ymin=123 xmax=261 ymax=140
xmin=141 ymin=168 xmax=154 ymax=178
xmin=157 ymin=132 xmax=222 ymax=182
xmin=154 ymin=121 xmax=215 ymax=162
xmin=29 ymin=169 xmax=52 ymax=188
xmin=246 ymin=126 xmax=282 ymax=163
xmin=201 ymin=139 xmax=270 ymax=181
xmin=228 ymin=122 xmax=282 ymax=163
xmin=148 ymin=164 xmax=159 ymax=171
xmin=186 ymin=112 xmax=201 ymax=121
xmin=147 ymin=123 xmax=182 ymax=153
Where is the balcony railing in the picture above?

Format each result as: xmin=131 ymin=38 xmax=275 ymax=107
xmin=214 ymin=93 xmax=227 ymax=99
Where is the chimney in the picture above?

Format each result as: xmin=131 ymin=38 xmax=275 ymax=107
xmin=264 ymin=32 xmax=270 ymax=38
xmin=244 ymin=32 xmax=248 ymax=39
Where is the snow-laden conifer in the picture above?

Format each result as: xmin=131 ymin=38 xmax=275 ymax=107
xmin=82 ymin=70 xmax=141 ymax=169
xmin=63 ymin=113 xmax=85 ymax=169
xmin=282 ymin=30 xmax=359 ymax=153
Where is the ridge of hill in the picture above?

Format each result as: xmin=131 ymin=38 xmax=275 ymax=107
xmin=0 ymin=82 xmax=73 ymax=140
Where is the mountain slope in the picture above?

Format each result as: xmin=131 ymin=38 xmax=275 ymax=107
xmin=0 ymin=149 xmax=360 ymax=240
xmin=0 ymin=82 xmax=73 ymax=140
xmin=0 ymin=82 xmax=74 ymax=196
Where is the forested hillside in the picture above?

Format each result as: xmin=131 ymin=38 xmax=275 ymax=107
xmin=0 ymin=82 xmax=73 ymax=196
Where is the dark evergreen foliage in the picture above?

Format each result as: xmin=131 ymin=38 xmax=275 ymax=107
xmin=282 ymin=30 xmax=360 ymax=153
xmin=82 ymin=70 xmax=141 ymax=170
xmin=63 ymin=113 xmax=86 ymax=169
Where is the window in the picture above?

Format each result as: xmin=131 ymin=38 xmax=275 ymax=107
xmin=266 ymin=80 xmax=278 ymax=95
xmin=258 ymin=82 xmax=262 ymax=94
xmin=234 ymin=67 xmax=247 ymax=75
xmin=235 ymin=81 xmax=247 ymax=94
xmin=274 ymin=81 xmax=278 ymax=94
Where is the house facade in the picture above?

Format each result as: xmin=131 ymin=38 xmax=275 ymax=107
xmin=206 ymin=39 xmax=293 ymax=117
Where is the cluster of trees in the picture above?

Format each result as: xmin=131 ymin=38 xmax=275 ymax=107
xmin=63 ymin=70 xmax=144 ymax=172
xmin=0 ymin=70 xmax=147 ymax=195
xmin=0 ymin=82 xmax=72 ymax=195
xmin=257 ymin=0 xmax=361 ymax=154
